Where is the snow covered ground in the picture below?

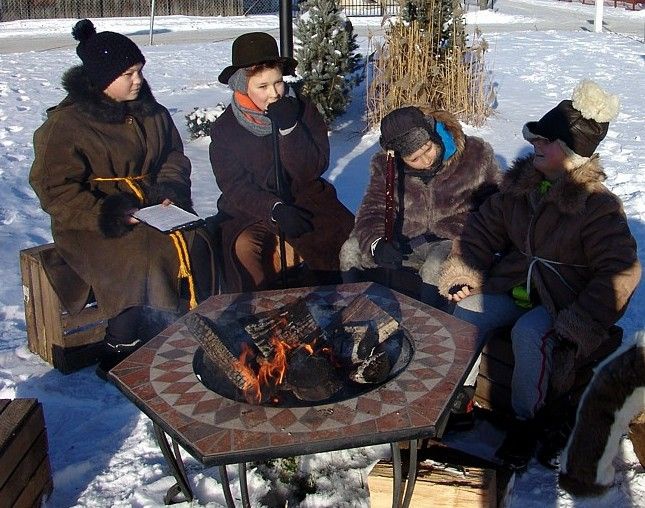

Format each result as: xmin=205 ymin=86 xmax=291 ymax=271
xmin=0 ymin=0 xmax=643 ymax=506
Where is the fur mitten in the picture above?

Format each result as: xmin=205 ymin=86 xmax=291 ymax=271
xmin=99 ymin=193 xmax=140 ymax=238
xmin=143 ymin=181 xmax=193 ymax=211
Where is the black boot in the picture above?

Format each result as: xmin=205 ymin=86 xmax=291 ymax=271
xmin=95 ymin=338 xmax=142 ymax=381
xmin=496 ymin=418 xmax=538 ymax=471
xmin=95 ymin=307 xmax=144 ymax=380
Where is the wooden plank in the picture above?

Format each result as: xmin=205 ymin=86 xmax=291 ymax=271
xmin=0 ymin=400 xmax=43 ymax=489
xmin=0 ymin=399 xmax=36 ymax=453
xmin=368 ymin=460 xmax=496 ymax=507
xmin=11 ymin=454 xmax=53 ymax=508
xmin=0 ymin=431 xmax=49 ymax=508
xmin=39 ymin=261 xmax=65 ymax=348
xmin=479 ymin=354 xmax=513 ymax=387
xmin=475 ymin=376 xmax=512 ymax=413
xmin=481 ymin=335 xmax=513 ymax=366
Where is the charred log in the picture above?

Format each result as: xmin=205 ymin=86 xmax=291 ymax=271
xmin=242 ymin=300 xmax=320 ymax=357
xmin=351 ymin=350 xmax=391 ymax=384
xmin=284 ymin=345 xmax=343 ymax=401
xmin=184 ymin=313 xmax=247 ymax=392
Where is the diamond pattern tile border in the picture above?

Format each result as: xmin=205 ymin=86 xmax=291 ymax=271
xmin=110 ymin=282 xmax=479 ymax=466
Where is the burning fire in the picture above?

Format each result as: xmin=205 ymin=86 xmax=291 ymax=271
xmin=235 ymin=337 xmax=303 ymax=404
xmin=234 ymin=336 xmax=337 ymax=404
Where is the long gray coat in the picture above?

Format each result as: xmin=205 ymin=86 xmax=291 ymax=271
xmin=30 ymin=66 xmax=196 ymax=317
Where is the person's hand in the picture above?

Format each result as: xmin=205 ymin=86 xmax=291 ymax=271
xmin=124 ymin=207 xmax=139 ymax=225
xmin=266 ymin=96 xmax=300 ymax=130
xmin=272 ymin=203 xmax=313 ymax=238
xmin=373 ymin=240 xmax=403 ymax=270
xmin=447 ymin=284 xmax=473 ymax=302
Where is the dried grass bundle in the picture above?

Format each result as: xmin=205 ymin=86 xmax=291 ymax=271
xmin=367 ymin=2 xmax=493 ymax=129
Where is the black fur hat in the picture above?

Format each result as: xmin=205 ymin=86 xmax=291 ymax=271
xmin=72 ymin=19 xmax=145 ymax=91
xmin=523 ymin=80 xmax=619 ymax=158
xmin=380 ymin=106 xmax=442 ymax=157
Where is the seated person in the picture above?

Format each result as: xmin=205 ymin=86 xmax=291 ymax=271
xmin=209 ymin=32 xmax=354 ymax=293
xmin=340 ymin=106 xmax=500 ymax=307
xmin=29 ymin=20 xmax=212 ymax=376
xmin=439 ymin=80 xmax=641 ymax=470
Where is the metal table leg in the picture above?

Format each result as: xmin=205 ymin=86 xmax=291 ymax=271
xmin=401 ymin=439 xmax=418 ymax=508
xmin=390 ymin=440 xmax=420 ymax=508
xmin=391 ymin=442 xmax=403 ymax=507
xmin=218 ymin=463 xmax=252 ymax=508
xmin=153 ymin=424 xmax=193 ymax=504
xmin=238 ymin=462 xmax=252 ymax=508
xmin=218 ymin=465 xmax=236 ymax=508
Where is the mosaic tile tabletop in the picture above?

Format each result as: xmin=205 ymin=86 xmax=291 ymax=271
xmin=109 ymin=282 xmax=480 ymax=466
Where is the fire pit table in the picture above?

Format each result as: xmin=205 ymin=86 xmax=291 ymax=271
xmin=109 ymin=282 xmax=480 ymax=507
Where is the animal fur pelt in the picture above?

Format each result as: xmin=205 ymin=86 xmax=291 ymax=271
xmin=559 ymin=330 xmax=645 ymax=496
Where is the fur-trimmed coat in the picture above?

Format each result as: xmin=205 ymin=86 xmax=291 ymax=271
xmin=342 ymin=108 xmax=500 ymax=271
xmin=209 ymin=96 xmax=354 ymax=293
xmin=439 ymin=155 xmax=641 ymax=383
xmin=29 ymin=66 xmax=195 ymax=317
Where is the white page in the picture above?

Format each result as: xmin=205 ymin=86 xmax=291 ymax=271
xmin=133 ymin=204 xmax=201 ymax=233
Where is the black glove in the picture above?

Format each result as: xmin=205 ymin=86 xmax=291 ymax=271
xmin=272 ymin=203 xmax=313 ymax=238
xmin=266 ymin=96 xmax=300 ymax=130
xmin=373 ymin=240 xmax=403 ymax=270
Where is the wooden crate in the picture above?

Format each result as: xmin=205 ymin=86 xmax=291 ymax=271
xmin=20 ymin=244 xmax=107 ymax=374
xmin=0 ymin=399 xmax=53 ymax=508
xmin=368 ymin=459 xmax=496 ymax=507
xmin=475 ymin=333 xmax=513 ymax=414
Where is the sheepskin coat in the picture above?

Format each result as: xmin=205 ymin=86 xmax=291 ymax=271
xmin=209 ymin=96 xmax=354 ymax=293
xmin=29 ymin=66 xmax=196 ymax=317
xmin=439 ymin=155 xmax=641 ymax=379
xmin=345 ymin=109 xmax=500 ymax=270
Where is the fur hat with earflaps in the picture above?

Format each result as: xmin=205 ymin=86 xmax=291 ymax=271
xmin=72 ymin=19 xmax=145 ymax=91
xmin=379 ymin=106 xmax=443 ymax=159
xmin=523 ymin=80 xmax=619 ymax=163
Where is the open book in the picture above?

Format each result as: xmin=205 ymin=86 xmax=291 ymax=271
xmin=133 ymin=204 xmax=203 ymax=233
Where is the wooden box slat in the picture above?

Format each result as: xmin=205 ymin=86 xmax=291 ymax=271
xmin=20 ymin=243 xmax=107 ymax=373
xmin=0 ymin=399 xmax=52 ymax=508
xmin=368 ymin=460 xmax=496 ymax=507
xmin=12 ymin=455 xmax=53 ymax=508
xmin=475 ymin=332 xmax=514 ymax=413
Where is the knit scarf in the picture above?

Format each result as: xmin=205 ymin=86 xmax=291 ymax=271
xmin=229 ymin=68 xmax=272 ymax=136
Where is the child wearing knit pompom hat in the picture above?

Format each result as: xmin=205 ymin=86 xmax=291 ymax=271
xmin=438 ymin=80 xmax=641 ymax=471
xmin=29 ymin=20 xmax=214 ymax=379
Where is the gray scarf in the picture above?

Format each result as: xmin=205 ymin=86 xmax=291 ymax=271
xmin=228 ymin=68 xmax=272 ymax=137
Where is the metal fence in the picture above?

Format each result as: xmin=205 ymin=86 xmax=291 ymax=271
xmin=0 ymin=1 xmax=243 ymax=21
xmin=0 ymin=0 xmax=401 ymax=21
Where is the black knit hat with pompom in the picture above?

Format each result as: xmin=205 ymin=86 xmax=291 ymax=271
xmin=72 ymin=19 xmax=145 ymax=91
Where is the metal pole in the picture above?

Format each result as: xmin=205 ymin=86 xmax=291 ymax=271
xmin=149 ymin=0 xmax=156 ymax=45
xmin=279 ymin=0 xmax=294 ymax=58
xmin=594 ymin=0 xmax=604 ymax=33
xmin=272 ymin=122 xmax=289 ymax=289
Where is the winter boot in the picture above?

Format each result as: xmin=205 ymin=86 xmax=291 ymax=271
xmin=496 ymin=418 xmax=538 ymax=471
xmin=445 ymin=385 xmax=476 ymax=432
xmin=536 ymin=409 xmax=577 ymax=469
xmin=95 ymin=338 xmax=142 ymax=381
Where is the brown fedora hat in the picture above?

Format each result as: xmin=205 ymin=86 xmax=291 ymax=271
xmin=218 ymin=32 xmax=298 ymax=84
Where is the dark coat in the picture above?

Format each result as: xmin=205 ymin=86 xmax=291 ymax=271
xmin=209 ymin=96 xmax=354 ymax=292
xmin=29 ymin=66 xmax=195 ymax=317
xmin=439 ymin=155 xmax=641 ymax=385
xmin=345 ymin=109 xmax=500 ymax=269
